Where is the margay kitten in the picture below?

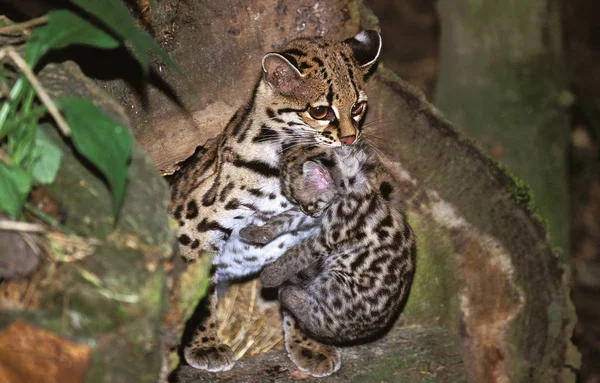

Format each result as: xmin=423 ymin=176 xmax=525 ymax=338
xmin=240 ymin=143 xmax=416 ymax=344
xmin=170 ymin=30 xmax=383 ymax=377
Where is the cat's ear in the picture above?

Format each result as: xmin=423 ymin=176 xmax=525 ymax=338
xmin=302 ymin=161 xmax=333 ymax=191
xmin=343 ymin=30 xmax=382 ymax=70
xmin=262 ymin=53 xmax=304 ymax=96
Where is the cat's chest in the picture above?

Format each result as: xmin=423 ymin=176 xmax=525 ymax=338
xmin=183 ymin=154 xmax=309 ymax=280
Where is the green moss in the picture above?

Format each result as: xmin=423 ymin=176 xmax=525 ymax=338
xmin=389 ymin=54 xmax=551 ymax=234
xmin=176 ymin=252 xmax=212 ymax=321
xmin=503 ymin=165 xmax=537 ymax=211
xmin=489 ymin=158 xmax=552 ymax=233
xmin=81 ymin=249 xmax=165 ymax=381
xmin=401 ymin=215 xmax=461 ymax=332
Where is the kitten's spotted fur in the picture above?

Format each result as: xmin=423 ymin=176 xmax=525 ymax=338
xmin=170 ymin=31 xmax=382 ymax=376
xmin=240 ymin=143 xmax=417 ymax=344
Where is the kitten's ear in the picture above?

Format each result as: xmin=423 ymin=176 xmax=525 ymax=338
xmin=302 ymin=161 xmax=333 ymax=191
xmin=343 ymin=30 xmax=382 ymax=69
xmin=262 ymin=53 xmax=304 ymax=96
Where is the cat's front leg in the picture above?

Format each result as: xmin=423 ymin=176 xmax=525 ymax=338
xmin=183 ymin=275 xmax=235 ymax=372
xmin=282 ymin=312 xmax=341 ymax=377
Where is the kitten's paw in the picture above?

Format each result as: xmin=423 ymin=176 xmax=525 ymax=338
xmin=184 ymin=343 xmax=235 ymax=372
xmin=279 ymin=286 xmax=310 ymax=318
xmin=260 ymin=263 xmax=286 ymax=287
xmin=239 ymin=225 xmax=272 ymax=245
xmin=285 ymin=330 xmax=341 ymax=377
xmin=283 ymin=314 xmax=341 ymax=377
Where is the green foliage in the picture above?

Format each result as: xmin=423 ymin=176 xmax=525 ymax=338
xmin=58 ymin=97 xmax=132 ymax=213
xmin=25 ymin=10 xmax=120 ymax=66
xmin=69 ymin=0 xmax=181 ymax=75
xmin=32 ymin=129 xmax=62 ymax=184
xmin=0 ymin=162 xmax=32 ymax=219
xmin=0 ymin=0 xmax=178 ymax=219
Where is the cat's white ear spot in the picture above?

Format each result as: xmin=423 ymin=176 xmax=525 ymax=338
xmin=343 ymin=30 xmax=382 ymax=69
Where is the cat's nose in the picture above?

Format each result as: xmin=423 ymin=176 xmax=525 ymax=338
xmin=340 ymin=135 xmax=356 ymax=145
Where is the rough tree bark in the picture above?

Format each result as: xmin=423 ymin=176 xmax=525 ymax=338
xmin=0 ymin=0 xmax=578 ymax=382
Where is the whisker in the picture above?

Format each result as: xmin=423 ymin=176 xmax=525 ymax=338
xmin=362 ymin=133 xmax=394 ymax=144
xmin=280 ymin=138 xmax=319 ymax=145
xmin=362 ymin=116 xmax=391 ymax=125
xmin=361 ymin=119 xmax=395 ymax=130
xmin=361 ymin=133 xmax=395 ymax=151
xmin=280 ymin=145 xmax=310 ymax=153
xmin=363 ymin=138 xmax=395 ymax=167
xmin=252 ymin=137 xmax=315 ymax=145
xmin=251 ymin=130 xmax=320 ymax=144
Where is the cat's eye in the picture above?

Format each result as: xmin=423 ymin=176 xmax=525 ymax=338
xmin=351 ymin=102 xmax=366 ymax=116
xmin=309 ymin=106 xmax=330 ymax=120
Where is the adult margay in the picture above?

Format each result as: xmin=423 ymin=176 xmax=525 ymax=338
xmin=169 ymin=30 xmax=414 ymax=377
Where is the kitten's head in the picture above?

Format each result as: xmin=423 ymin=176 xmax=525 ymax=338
xmin=261 ymin=31 xmax=381 ymax=147
xmin=293 ymin=160 xmax=336 ymax=217
xmin=292 ymin=146 xmax=372 ymax=216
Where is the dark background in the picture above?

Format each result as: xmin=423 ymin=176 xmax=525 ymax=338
xmin=365 ymin=0 xmax=599 ymax=381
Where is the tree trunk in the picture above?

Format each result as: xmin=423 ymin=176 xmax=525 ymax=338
xmin=435 ymin=0 xmax=570 ymax=251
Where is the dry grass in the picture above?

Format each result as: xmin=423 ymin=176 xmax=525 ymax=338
xmin=216 ymin=279 xmax=284 ymax=360
xmin=0 ymin=277 xmax=41 ymax=310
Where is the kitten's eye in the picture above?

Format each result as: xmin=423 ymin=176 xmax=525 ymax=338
xmin=351 ymin=102 xmax=366 ymax=116
xmin=309 ymin=106 xmax=330 ymax=120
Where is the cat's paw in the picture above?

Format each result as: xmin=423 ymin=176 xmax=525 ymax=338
xmin=239 ymin=225 xmax=273 ymax=245
xmin=184 ymin=343 xmax=235 ymax=372
xmin=283 ymin=316 xmax=341 ymax=377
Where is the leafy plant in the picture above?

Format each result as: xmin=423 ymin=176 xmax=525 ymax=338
xmin=0 ymin=0 xmax=179 ymax=219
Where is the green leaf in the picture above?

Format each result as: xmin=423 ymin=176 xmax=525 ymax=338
xmin=25 ymin=10 xmax=120 ymax=66
xmin=68 ymin=0 xmax=181 ymax=75
xmin=32 ymin=129 xmax=62 ymax=184
xmin=0 ymin=162 xmax=33 ymax=219
xmin=57 ymin=97 xmax=132 ymax=215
